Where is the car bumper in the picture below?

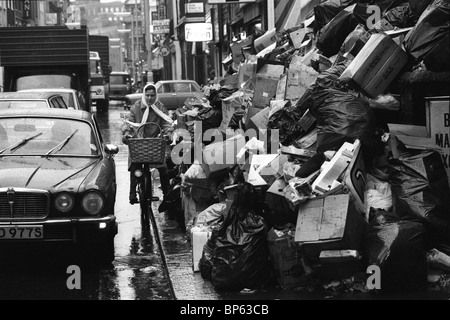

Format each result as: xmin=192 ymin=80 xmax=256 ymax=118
xmin=109 ymin=95 xmax=128 ymax=101
xmin=0 ymin=215 xmax=117 ymax=244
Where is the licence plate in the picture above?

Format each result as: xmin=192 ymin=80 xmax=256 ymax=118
xmin=0 ymin=226 xmax=43 ymax=240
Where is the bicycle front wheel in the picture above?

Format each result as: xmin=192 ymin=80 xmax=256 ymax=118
xmin=138 ymin=169 xmax=152 ymax=219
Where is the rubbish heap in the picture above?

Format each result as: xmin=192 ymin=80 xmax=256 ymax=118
xmin=169 ymin=0 xmax=450 ymax=296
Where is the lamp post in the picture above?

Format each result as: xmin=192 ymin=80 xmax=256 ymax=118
xmin=143 ymin=0 xmax=153 ymax=83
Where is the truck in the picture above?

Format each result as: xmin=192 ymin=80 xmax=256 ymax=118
xmin=89 ymin=35 xmax=111 ymax=112
xmin=0 ymin=26 xmax=92 ymax=112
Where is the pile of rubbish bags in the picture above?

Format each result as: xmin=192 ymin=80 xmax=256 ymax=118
xmin=172 ymin=0 xmax=450 ymax=295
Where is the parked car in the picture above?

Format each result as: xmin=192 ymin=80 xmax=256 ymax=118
xmin=124 ymin=80 xmax=202 ymax=110
xmin=0 ymin=109 xmax=119 ymax=264
xmin=18 ymin=88 xmax=86 ymax=110
xmin=109 ymin=71 xmax=133 ymax=103
xmin=0 ymin=92 xmax=68 ymax=110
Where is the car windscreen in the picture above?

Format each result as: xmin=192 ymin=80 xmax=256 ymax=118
xmin=110 ymin=75 xmax=130 ymax=85
xmin=16 ymin=75 xmax=73 ymax=90
xmin=0 ymin=117 xmax=100 ymax=157
xmin=0 ymin=100 xmax=49 ymax=109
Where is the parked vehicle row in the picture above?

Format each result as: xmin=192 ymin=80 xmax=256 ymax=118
xmin=0 ymin=35 xmax=200 ymax=266
xmin=0 ymin=109 xmax=119 ymax=264
xmin=0 ymin=92 xmax=68 ymax=110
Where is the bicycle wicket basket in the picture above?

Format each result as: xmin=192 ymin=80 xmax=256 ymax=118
xmin=128 ymin=122 xmax=167 ymax=165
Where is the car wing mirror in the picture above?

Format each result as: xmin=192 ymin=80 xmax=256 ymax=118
xmin=105 ymin=144 xmax=119 ymax=157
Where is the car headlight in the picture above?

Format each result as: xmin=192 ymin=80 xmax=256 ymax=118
xmin=82 ymin=191 xmax=105 ymax=215
xmin=55 ymin=193 xmax=75 ymax=213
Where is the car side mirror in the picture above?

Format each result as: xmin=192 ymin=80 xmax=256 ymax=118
xmin=105 ymin=144 xmax=119 ymax=157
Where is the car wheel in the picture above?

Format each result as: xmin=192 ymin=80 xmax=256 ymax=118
xmin=80 ymin=236 xmax=115 ymax=266
xmin=96 ymin=236 xmax=115 ymax=265
xmin=97 ymin=100 xmax=109 ymax=113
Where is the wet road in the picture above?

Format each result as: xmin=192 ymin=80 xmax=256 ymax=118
xmin=0 ymin=103 xmax=174 ymax=300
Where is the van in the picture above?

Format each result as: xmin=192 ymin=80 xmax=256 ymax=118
xmin=109 ymin=71 xmax=132 ymax=102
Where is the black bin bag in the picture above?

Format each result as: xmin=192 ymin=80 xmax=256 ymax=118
xmin=388 ymin=147 xmax=450 ymax=248
xmin=316 ymin=3 xmax=372 ymax=57
xmin=304 ymin=64 xmax=376 ymax=156
xmin=209 ymin=184 xmax=273 ymax=291
xmin=364 ymin=209 xmax=428 ymax=292
xmin=403 ymin=0 xmax=450 ymax=71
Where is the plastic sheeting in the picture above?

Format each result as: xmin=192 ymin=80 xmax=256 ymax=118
xmin=315 ymin=3 xmax=373 ymax=57
xmin=403 ymin=0 xmax=450 ymax=71
xmin=389 ymin=148 xmax=450 ymax=245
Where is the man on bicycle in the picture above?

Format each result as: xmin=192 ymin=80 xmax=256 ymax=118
xmin=121 ymin=83 xmax=174 ymax=205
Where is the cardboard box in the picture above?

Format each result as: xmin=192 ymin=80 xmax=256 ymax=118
xmin=191 ymin=226 xmax=212 ymax=272
xmin=339 ymin=33 xmax=408 ymax=98
xmin=246 ymin=106 xmax=271 ymax=135
xmin=238 ymin=62 xmax=257 ymax=87
xmin=175 ymin=109 xmax=187 ymax=130
xmin=257 ymin=63 xmax=285 ymax=80
xmin=220 ymin=90 xmax=246 ymax=132
xmin=298 ymin=109 xmax=316 ymax=133
xmin=254 ymin=28 xmax=278 ymax=53
xmin=202 ymin=134 xmax=247 ymax=174
xmin=299 ymin=47 xmax=320 ymax=66
xmin=342 ymin=140 xmax=366 ymax=214
xmin=267 ymin=228 xmax=310 ymax=289
xmin=319 ymin=249 xmax=362 ymax=263
xmin=246 ymin=154 xmax=279 ymax=186
xmin=312 ymin=145 xmax=353 ymax=194
xmin=253 ymin=75 xmax=279 ymax=108
xmin=245 ymin=107 xmax=264 ymax=127
xmin=296 ymin=128 xmax=317 ymax=151
xmin=184 ymin=178 xmax=214 ymax=203
xmin=290 ymin=28 xmax=307 ymax=49
xmin=294 ymin=194 xmax=368 ymax=259
xmin=426 ymin=96 xmax=450 ymax=185
xmin=258 ymin=154 xmax=289 ymax=186
xmin=230 ymin=36 xmax=254 ymax=64
xmin=269 ymin=99 xmax=289 ymax=118
xmin=285 ymin=63 xmax=319 ymax=102
xmin=182 ymin=194 xmax=211 ymax=231
xmin=276 ymin=74 xmax=287 ymax=100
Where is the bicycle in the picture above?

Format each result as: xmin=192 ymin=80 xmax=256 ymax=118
xmin=127 ymin=122 xmax=167 ymax=218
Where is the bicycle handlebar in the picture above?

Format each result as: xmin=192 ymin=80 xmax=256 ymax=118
xmin=134 ymin=122 xmax=163 ymax=139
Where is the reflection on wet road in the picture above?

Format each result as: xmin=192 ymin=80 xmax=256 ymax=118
xmin=0 ymin=104 xmax=174 ymax=300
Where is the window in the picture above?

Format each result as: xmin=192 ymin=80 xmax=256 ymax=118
xmin=159 ymin=83 xmax=175 ymax=93
xmin=176 ymin=83 xmax=191 ymax=93
xmin=0 ymin=118 xmax=99 ymax=156
xmin=51 ymin=97 xmax=67 ymax=109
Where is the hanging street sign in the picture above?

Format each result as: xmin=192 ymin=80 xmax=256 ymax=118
xmin=185 ymin=23 xmax=213 ymax=42
xmin=153 ymin=19 xmax=171 ymax=34
xmin=160 ymin=45 xmax=170 ymax=57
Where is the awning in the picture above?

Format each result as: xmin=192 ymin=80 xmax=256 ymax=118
xmin=275 ymin=0 xmax=321 ymax=30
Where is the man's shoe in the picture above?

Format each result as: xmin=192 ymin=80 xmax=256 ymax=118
xmin=129 ymin=195 xmax=139 ymax=205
